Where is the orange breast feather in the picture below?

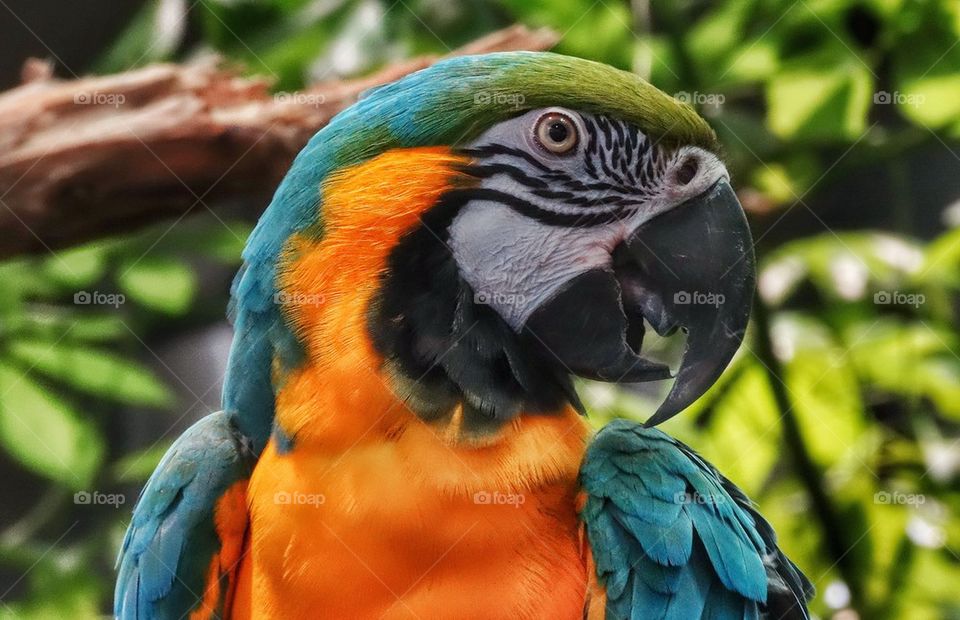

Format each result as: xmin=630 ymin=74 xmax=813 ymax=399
xmin=233 ymin=148 xmax=597 ymax=619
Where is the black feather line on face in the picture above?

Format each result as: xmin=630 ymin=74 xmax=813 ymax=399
xmin=444 ymin=187 xmax=632 ymax=227
xmin=450 ymin=160 xmax=638 ymax=227
xmin=453 ymin=131 xmax=665 ymax=227
xmin=366 ymin=190 xmax=582 ymax=435
xmin=459 ymin=144 xmax=553 ymax=173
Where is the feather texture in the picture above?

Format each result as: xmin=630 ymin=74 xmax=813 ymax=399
xmin=581 ymin=419 xmax=813 ymax=619
xmin=115 ymin=412 xmax=255 ymax=620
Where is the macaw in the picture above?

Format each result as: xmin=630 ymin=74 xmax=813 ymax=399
xmin=115 ymin=52 xmax=813 ymax=619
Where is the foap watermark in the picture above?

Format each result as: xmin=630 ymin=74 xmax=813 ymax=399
xmin=74 ymin=490 xmax=125 ymax=507
xmin=673 ymin=290 xmax=725 ymax=307
xmin=74 ymin=290 xmax=125 ymax=308
xmin=274 ymin=92 xmax=327 ymax=107
xmin=673 ymin=91 xmax=725 ymax=106
xmin=873 ymin=91 xmax=925 ymax=108
xmin=473 ymin=490 xmax=525 ymax=508
xmin=274 ymin=291 xmax=326 ymax=307
xmin=73 ymin=91 xmax=126 ymax=107
xmin=274 ymin=491 xmax=325 ymax=508
xmin=673 ymin=491 xmax=727 ymax=506
xmin=473 ymin=91 xmax=526 ymax=109
xmin=875 ymin=491 xmax=925 ymax=506
xmin=873 ymin=290 xmax=925 ymax=308
xmin=474 ymin=291 xmax=527 ymax=307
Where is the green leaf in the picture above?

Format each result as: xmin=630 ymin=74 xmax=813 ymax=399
xmin=0 ymin=258 xmax=61 ymax=303
xmin=0 ymin=557 xmax=101 ymax=620
xmin=499 ymin=0 xmax=633 ymax=68
xmin=895 ymin=73 xmax=960 ymax=128
xmin=788 ymin=347 xmax=866 ymax=467
xmin=846 ymin=320 xmax=960 ymax=413
xmin=752 ymin=163 xmax=798 ymax=204
xmin=40 ymin=243 xmax=109 ymax=289
xmin=95 ymin=0 xmax=188 ymax=72
xmin=766 ymin=52 xmax=873 ymax=141
xmin=692 ymin=363 xmax=782 ymax=495
xmin=891 ymin=2 xmax=960 ymax=128
xmin=258 ymin=8 xmax=355 ymax=90
xmin=0 ymin=364 xmax=104 ymax=488
xmin=7 ymin=340 xmax=173 ymax=407
xmin=686 ymin=0 xmax=758 ymax=83
xmin=887 ymin=546 xmax=960 ymax=617
xmin=1 ymin=311 xmax=127 ymax=345
xmin=556 ymin=5 xmax=634 ymax=69
xmin=915 ymin=358 xmax=960 ymax=420
xmin=197 ymin=0 xmax=352 ymax=89
xmin=117 ymin=257 xmax=197 ymax=315
xmin=750 ymin=153 xmax=820 ymax=205
xmin=64 ymin=314 xmax=129 ymax=342
xmin=644 ymin=36 xmax=681 ymax=90
xmin=721 ymin=39 xmax=779 ymax=84
xmin=921 ymin=226 xmax=960 ymax=286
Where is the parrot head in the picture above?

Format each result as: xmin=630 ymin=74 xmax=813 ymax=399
xmin=234 ymin=52 xmax=755 ymax=443
xmin=441 ymin=106 xmax=754 ymax=427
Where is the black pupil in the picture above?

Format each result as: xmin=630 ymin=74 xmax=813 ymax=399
xmin=547 ymin=121 xmax=569 ymax=143
xmin=677 ymin=159 xmax=698 ymax=184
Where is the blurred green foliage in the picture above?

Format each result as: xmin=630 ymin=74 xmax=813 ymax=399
xmin=3 ymin=0 xmax=960 ymax=618
xmin=0 ymin=219 xmax=249 ymax=618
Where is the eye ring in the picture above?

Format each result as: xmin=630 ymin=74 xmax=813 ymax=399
xmin=534 ymin=112 xmax=579 ymax=155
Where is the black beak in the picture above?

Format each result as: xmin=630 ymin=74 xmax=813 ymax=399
xmin=521 ymin=179 xmax=755 ymax=426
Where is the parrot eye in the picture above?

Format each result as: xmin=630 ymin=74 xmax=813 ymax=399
xmin=534 ymin=112 xmax=578 ymax=155
xmin=675 ymin=157 xmax=699 ymax=185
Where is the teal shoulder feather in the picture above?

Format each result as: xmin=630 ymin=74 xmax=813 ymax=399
xmin=115 ymin=412 xmax=255 ymax=619
xmin=581 ymin=419 xmax=814 ymax=619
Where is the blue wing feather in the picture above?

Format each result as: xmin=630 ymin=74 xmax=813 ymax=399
xmin=115 ymin=412 xmax=255 ymax=620
xmin=581 ymin=419 xmax=813 ymax=619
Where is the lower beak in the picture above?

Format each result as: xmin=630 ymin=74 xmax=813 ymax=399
xmin=521 ymin=179 xmax=755 ymax=426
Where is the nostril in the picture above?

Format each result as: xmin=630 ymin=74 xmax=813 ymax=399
xmin=675 ymin=157 xmax=699 ymax=185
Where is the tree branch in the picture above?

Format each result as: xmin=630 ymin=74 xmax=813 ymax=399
xmin=0 ymin=26 xmax=558 ymax=259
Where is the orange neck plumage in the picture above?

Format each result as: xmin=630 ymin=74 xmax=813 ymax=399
xmin=236 ymin=147 xmax=595 ymax=619
xmin=273 ymin=147 xmax=469 ymax=449
xmin=270 ymin=145 xmax=592 ymax=470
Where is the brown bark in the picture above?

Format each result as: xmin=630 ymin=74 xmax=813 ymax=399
xmin=0 ymin=26 xmax=558 ymax=258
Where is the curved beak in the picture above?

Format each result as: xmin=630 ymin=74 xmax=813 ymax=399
xmin=521 ymin=179 xmax=755 ymax=426
xmin=623 ymin=179 xmax=755 ymax=426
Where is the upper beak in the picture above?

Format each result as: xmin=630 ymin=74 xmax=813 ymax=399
xmin=621 ymin=179 xmax=755 ymax=425
xmin=521 ymin=179 xmax=755 ymax=426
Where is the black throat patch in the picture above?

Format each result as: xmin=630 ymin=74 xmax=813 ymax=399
xmin=366 ymin=190 xmax=583 ymax=436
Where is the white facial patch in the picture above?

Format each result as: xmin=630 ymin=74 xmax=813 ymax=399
xmin=449 ymin=201 xmax=622 ymax=329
